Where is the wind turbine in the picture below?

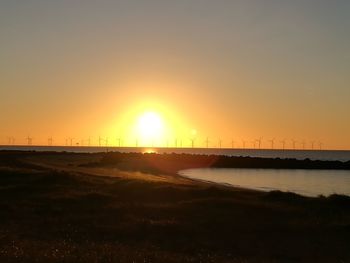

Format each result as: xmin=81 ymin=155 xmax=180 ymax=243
xmin=190 ymin=138 xmax=195 ymax=148
xmin=48 ymin=137 xmax=53 ymax=146
xmin=80 ymin=137 xmax=90 ymax=147
xmin=67 ymin=137 xmax=74 ymax=146
xmin=99 ymin=137 xmax=108 ymax=147
xmin=83 ymin=137 xmax=91 ymax=146
xmin=318 ymin=141 xmax=323 ymax=150
xmin=301 ymin=140 xmax=306 ymax=150
xmin=268 ymin=138 xmax=275 ymax=150
xmin=255 ymin=137 xmax=263 ymax=149
xmin=291 ymin=139 xmax=297 ymax=150
xmin=218 ymin=138 xmax=222 ymax=149
xmin=280 ymin=139 xmax=286 ymax=150
xmin=116 ymin=137 xmax=121 ymax=147
xmin=26 ymin=136 xmax=33 ymax=145
xmin=231 ymin=139 xmax=235 ymax=149
xmin=310 ymin=140 xmax=315 ymax=150
xmin=241 ymin=139 xmax=247 ymax=149
xmin=7 ymin=136 xmax=15 ymax=145
xmin=251 ymin=140 xmax=256 ymax=149
xmin=205 ymin=137 xmax=210 ymax=148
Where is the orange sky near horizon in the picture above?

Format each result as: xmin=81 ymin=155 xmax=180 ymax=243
xmin=1 ymin=1 xmax=350 ymax=150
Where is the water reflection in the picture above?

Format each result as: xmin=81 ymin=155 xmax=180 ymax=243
xmin=142 ymin=148 xmax=157 ymax=154
xmin=179 ymin=168 xmax=350 ymax=197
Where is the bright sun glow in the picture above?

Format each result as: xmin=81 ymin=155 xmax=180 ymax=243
xmin=113 ymin=100 xmax=193 ymax=147
xmin=136 ymin=111 xmax=164 ymax=142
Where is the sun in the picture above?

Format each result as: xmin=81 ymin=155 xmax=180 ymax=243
xmin=136 ymin=111 xmax=164 ymax=142
xmin=118 ymin=101 xmax=189 ymax=147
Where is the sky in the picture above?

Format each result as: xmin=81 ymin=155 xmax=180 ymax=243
xmin=1 ymin=0 xmax=350 ymax=149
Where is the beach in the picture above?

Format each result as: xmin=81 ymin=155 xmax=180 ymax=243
xmin=0 ymin=151 xmax=349 ymax=262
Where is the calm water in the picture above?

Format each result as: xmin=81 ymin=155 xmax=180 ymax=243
xmin=179 ymin=168 xmax=350 ymax=197
xmin=1 ymin=146 xmax=350 ymax=161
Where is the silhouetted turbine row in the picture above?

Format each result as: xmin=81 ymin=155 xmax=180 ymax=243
xmin=3 ymin=136 xmax=324 ymax=150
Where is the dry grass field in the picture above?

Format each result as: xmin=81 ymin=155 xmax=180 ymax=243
xmin=0 ymin=151 xmax=349 ymax=262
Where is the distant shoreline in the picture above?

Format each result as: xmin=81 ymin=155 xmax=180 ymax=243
xmin=2 ymin=150 xmax=349 ymax=171
xmin=1 ymin=146 xmax=350 ymax=162
xmin=1 ymin=144 xmax=350 ymax=151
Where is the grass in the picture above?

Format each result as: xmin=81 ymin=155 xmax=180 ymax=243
xmin=0 ymin=151 xmax=349 ymax=262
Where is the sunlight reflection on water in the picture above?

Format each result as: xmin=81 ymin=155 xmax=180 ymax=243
xmin=142 ymin=148 xmax=157 ymax=154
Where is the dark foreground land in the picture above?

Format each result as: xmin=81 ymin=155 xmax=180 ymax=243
xmin=0 ymin=151 xmax=349 ymax=263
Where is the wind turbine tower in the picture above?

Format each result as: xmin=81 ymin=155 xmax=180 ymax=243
xmin=68 ymin=138 xmax=74 ymax=146
xmin=205 ymin=137 xmax=210 ymax=148
xmin=242 ymin=139 xmax=246 ymax=149
xmin=81 ymin=137 xmax=91 ymax=147
xmin=99 ymin=137 xmax=108 ymax=147
xmin=311 ymin=141 xmax=315 ymax=150
xmin=116 ymin=138 xmax=121 ymax=147
xmin=268 ymin=138 xmax=275 ymax=150
xmin=301 ymin=140 xmax=306 ymax=150
xmin=251 ymin=140 xmax=256 ymax=149
xmin=280 ymin=139 xmax=286 ymax=150
xmin=48 ymin=137 xmax=53 ymax=146
xmin=8 ymin=137 xmax=15 ymax=145
xmin=26 ymin=136 xmax=33 ymax=145
xmin=256 ymin=137 xmax=263 ymax=149
xmin=231 ymin=139 xmax=235 ymax=149
xmin=190 ymin=138 xmax=195 ymax=148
